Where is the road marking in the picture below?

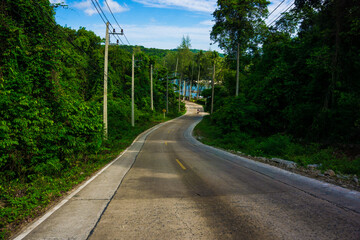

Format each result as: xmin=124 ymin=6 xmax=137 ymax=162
xmin=13 ymin=103 xmax=190 ymax=240
xmin=176 ymin=159 xmax=186 ymax=170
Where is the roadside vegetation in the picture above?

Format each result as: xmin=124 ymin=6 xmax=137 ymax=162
xmin=0 ymin=111 xmax=183 ymax=239
xmin=0 ymin=0 xmax=218 ymax=237
xmin=194 ymin=0 xmax=360 ymax=178
xmin=0 ymin=0 xmax=190 ymax=238
xmin=195 ymin=116 xmax=360 ymax=176
xmin=2 ymin=0 xmax=360 ymax=238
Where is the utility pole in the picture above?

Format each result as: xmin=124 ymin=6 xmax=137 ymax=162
xmin=197 ymin=64 xmax=200 ymax=100
xmin=150 ymin=64 xmax=153 ymax=111
xmin=103 ymin=22 xmax=109 ymax=139
xmin=178 ymin=75 xmax=182 ymax=112
xmin=103 ymin=25 xmax=123 ymax=138
xmin=183 ymin=80 xmax=186 ymax=101
xmin=211 ymin=61 xmax=215 ymax=114
xmin=174 ymin=58 xmax=178 ymax=91
xmin=166 ymin=75 xmax=169 ymax=113
xmin=132 ymin=52 xmax=135 ymax=127
xmin=190 ymin=62 xmax=194 ymax=101
xmin=236 ymin=43 xmax=239 ymax=97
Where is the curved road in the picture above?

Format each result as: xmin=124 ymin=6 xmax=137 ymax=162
xmin=19 ymin=102 xmax=360 ymax=240
xmin=89 ymin=102 xmax=360 ymax=239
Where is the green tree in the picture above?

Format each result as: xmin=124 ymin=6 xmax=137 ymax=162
xmin=211 ymin=0 xmax=269 ymax=54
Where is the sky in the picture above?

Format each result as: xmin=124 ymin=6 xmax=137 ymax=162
xmin=50 ymin=0 xmax=294 ymax=52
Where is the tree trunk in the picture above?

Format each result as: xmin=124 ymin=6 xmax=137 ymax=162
xmin=324 ymin=0 xmax=342 ymax=109
xmin=211 ymin=62 xmax=215 ymax=114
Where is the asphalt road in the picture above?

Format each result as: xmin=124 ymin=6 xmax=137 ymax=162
xmin=19 ymin=102 xmax=360 ymax=240
xmin=89 ymin=102 xmax=359 ymax=240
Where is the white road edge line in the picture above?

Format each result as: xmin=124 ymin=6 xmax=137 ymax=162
xmin=13 ymin=110 xmax=188 ymax=240
xmin=13 ymin=145 xmax=128 ymax=240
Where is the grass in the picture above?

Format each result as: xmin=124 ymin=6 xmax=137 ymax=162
xmin=0 ymin=111 xmax=185 ymax=239
xmin=194 ymin=116 xmax=360 ymax=176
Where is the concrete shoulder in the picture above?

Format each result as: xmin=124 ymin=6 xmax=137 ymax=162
xmin=184 ymin=118 xmax=360 ymax=214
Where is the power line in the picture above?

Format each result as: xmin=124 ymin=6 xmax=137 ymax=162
xmin=35 ymin=2 xmax=95 ymax=55
xmin=104 ymin=0 xmax=123 ymax=29
xmin=9 ymin=0 xmax=113 ymax=90
xmin=266 ymin=0 xmax=292 ymax=23
xmin=267 ymin=0 xmax=286 ymax=19
xmin=103 ymin=0 xmax=131 ymax=45
xmin=90 ymin=0 xmax=107 ymax=25
xmin=10 ymin=2 xmax=87 ymax=68
xmin=94 ymin=0 xmax=111 ymax=24
xmin=268 ymin=2 xmax=295 ymax=27
xmin=91 ymin=0 xmax=124 ymax=45
xmin=267 ymin=1 xmax=291 ymax=23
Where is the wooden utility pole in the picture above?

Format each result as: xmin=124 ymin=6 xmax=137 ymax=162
xmin=166 ymin=75 xmax=169 ymax=113
xmin=103 ymin=22 xmax=109 ymax=139
xmin=150 ymin=64 xmax=154 ymax=111
xmin=174 ymin=58 xmax=178 ymax=91
xmin=211 ymin=61 xmax=215 ymax=114
xmin=189 ymin=81 xmax=192 ymax=101
xmin=236 ymin=43 xmax=239 ymax=96
xmin=183 ymin=80 xmax=186 ymax=101
xmin=197 ymin=64 xmax=200 ymax=100
xmin=189 ymin=62 xmax=194 ymax=101
xmin=132 ymin=53 xmax=135 ymax=127
xmin=178 ymin=75 xmax=182 ymax=112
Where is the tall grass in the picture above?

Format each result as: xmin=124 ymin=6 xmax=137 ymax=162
xmin=194 ymin=116 xmax=360 ymax=175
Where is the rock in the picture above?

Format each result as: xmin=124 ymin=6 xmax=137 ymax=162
xmin=271 ymin=158 xmax=297 ymax=169
xmin=336 ymin=174 xmax=344 ymax=179
xmin=307 ymin=164 xmax=321 ymax=170
xmin=324 ymin=169 xmax=335 ymax=177
xmin=353 ymin=176 xmax=359 ymax=184
xmin=336 ymin=174 xmax=350 ymax=180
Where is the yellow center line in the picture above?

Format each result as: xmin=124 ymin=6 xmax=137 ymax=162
xmin=176 ymin=159 xmax=186 ymax=170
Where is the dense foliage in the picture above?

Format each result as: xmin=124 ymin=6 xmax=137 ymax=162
xmin=0 ymin=0 xmax=185 ymax=237
xmin=192 ymin=0 xmax=360 ymax=179
xmin=207 ymin=0 xmax=360 ymax=144
xmin=2 ymin=0 xmax=359 ymax=237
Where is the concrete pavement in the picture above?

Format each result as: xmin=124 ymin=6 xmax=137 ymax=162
xmin=14 ymin=102 xmax=360 ymax=240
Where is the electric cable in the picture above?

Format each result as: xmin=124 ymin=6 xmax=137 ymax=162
xmin=35 ymin=2 xmax=96 ymax=56
xmin=92 ymin=0 xmax=124 ymax=45
xmin=268 ymin=2 xmax=295 ymax=27
xmin=267 ymin=0 xmax=286 ymax=19
xmin=104 ymin=0 xmax=131 ymax=45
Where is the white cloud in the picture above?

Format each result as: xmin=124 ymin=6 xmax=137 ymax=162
xmin=73 ymin=0 xmax=129 ymax=16
xmin=199 ymin=20 xmax=213 ymax=26
xmin=86 ymin=22 xmax=220 ymax=51
xmin=132 ymin=0 xmax=217 ymax=13
xmin=106 ymin=0 xmax=128 ymax=13
xmin=50 ymin=0 xmax=66 ymax=3
xmin=118 ymin=23 xmax=220 ymax=51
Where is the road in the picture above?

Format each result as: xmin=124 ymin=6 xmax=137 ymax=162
xmin=19 ymin=102 xmax=360 ymax=240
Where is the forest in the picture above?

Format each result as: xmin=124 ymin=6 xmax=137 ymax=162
xmin=0 ymin=0 xmax=220 ymax=238
xmin=1 ymin=0 xmax=360 ymax=238
xmin=197 ymin=0 xmax=360 ymax=177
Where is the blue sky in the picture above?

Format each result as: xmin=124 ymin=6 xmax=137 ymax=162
xmin=50 ymin=0 xmax=294 ymax=52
